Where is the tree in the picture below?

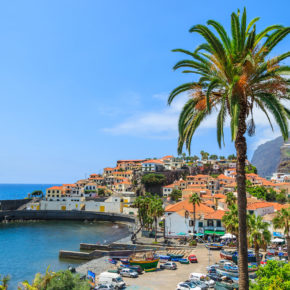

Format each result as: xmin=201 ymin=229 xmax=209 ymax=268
xmin=149 ymin=196 xmax=164 ymax=242
xmin=31 ymin=190 xmax=43 ymax=198
xmin=225 ymin=192 xmax=237 ymax=207
xmin=97 ymin=188 xmax=106 ymax=196
xmin=273 ymin=208 xmax=290 ymax=258
xmin=222 ymin=204 xmax=239 ymax=249
xmin=168 ymin=8 xmax=290 ymax=289
xmin=192 ymin=155 xmax=199 ymax=162
xmin=0 ymin=275 xmax=9 ymax=290
xmin=250 ymin=260 xmax=290 ymax=290
xmin=247 ymin=214 xmax=271 ymax=265
xmin=21 ymin=269 xmax=90 ymax=290
xmin=141 ymin=174 xmax=166 ymax=186
xmin=245 ymin=165 xmax=257 ymax=174
xmin=200 ymin=150 xmax=209 ymax=160
xmin=228 ymin=154 xmax=236 ymax=160
xmin=170 ymin=189 xmax=182 ymax=201
xmin=276 ymin=189 xmax=288 ymax=203
xmin=209 ymin=154 xmax=218 ymax=160
xmin=219 ymin=156 xmax=225 ymax=160
xmin=189 ymin=193 xmax=201 ymax=235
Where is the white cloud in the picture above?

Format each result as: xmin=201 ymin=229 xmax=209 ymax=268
xmin=103 ymin=92 xmax=289 ymax=142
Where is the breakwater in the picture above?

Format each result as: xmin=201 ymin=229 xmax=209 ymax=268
xmin=0 ymin=210 xmax=135 ymax=223
xmin=0 ymin=199 xmax=32 ymax=210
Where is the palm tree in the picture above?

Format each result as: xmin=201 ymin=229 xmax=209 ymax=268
xmin=0 ymin=275 xmax=9 ymax=290
xmin=247 ymin=214 xmax=271 ymax=265
xmin=168 ymin=8 xmax=289 ymax=289
xmin=150 ymin=196 xmax=164 ymax=242
xmin=273 ymin=208 xmax=290 ymax=258
xmin=222 ymin=204 xmax=239 ymax=249
xmin=189 ymin=193 xmax=201 ymax=235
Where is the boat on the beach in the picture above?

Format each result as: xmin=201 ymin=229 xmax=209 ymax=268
xmin=215 ymin=280 xmax=239 ymax=289
xmin=220 ymin=250 xmax=236 ymax=260
xmin=129 ymin=252 xmax=159 ymax=271
xmin=232 ymin=251 xmax=262 ymax=264
xmin=167 ymin=253 xmax=184 ymax=259
xmin=216 ymin=262 xmax=258 ymax=279
xmin=179 ymin=258 xmax=190 ymax=264
xmin=205 ymin=243 xmax=224 ymax=250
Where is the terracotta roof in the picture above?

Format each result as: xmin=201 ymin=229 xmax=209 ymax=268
xmin=204 ymin=210 xmax=225 ymax=220
xmin=187 ymin=184 xmax=207 ymax=188
xmin=165 ymin=199 xmax=214 ymax=214
xmin=225 ymin=182 xmax=237 ymax=187
xmin=47 ymin=186 xmax=62 ymax=190
xmin=142 ymin=159 xmax=164 ymax=164
xmin=266 ymin=202 xmax=290 ymax=211
xmin=161 ymin=155 xmax=174 ymax=159
xmin=104 ymin=167 xmax=115 ymax=170
xmin=163 ymin=184 xmax=175 ymax=188
xmin=247 ymin=202 xmax=274 ymax=210
xmin=218 ymin=174 xmax=233 ymax=180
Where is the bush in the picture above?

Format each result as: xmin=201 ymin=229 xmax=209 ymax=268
xmin=141 ymin=174 xmax=166 ymax=186
xmin=250 ymin=260 xmax=290 ymax=290
xmin=189 ymin=240 xmax=197 ymax=246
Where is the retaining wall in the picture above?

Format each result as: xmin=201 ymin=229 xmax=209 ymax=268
xmin=0 ymin=210 xmax=135 ymax=223
xmin=0 ymin=199 xmax=32 ymax=210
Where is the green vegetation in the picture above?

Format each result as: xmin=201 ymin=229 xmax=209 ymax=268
xmin=132 ymin=194 xmax=164 ymax=241
xmin=168 ymin=6 xmax=290 ymax=288
xmin=21 ymin=268 xmax=90 ymax=290
xmin=0 ymin=275 xmax=9 ymax=290
xmin=200 ymin=150 xmax=209 ymax=160
xmin=247 ymin=215 xmax=271 ymax=265
xmin=225 ymin=192 xmax=237 ymax=207
xmin=228 ymin=154 xmax=236 ymax=160
xmin=141 ymin=173 xmax=166 ymax=186
xmin=250 ymin=261 xmax=290 ymax=290
xmin=97 ymin=188 xmax=106 ymax=196
xmin=189 ymin=193 xmax=201 ymax=235
xmin=30 ymin=190 xmax=43 ymax=198
xmin=170 ymin=189 xmax=182 ymax=201
xmin=209 ymin=154 xmax=218 ymax=160
xmin=245 ymin=165 xmax=257 ymax=174
xmin=273 ymin=208 xmax=290 ymax=258
xmin=222 ymin=204 xmax=239 ymax=249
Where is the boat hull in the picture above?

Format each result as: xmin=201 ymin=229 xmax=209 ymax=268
xmin=129 ymin=258 xmax=159 ymax=270
xmin=215 ymin=281 xmax=239 ymax=289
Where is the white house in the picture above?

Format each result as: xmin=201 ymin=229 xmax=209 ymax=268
xmin=247 ymin=202 xmax=274 ymax=217
xmin=141 ymin=160 xmax=165 ymax=172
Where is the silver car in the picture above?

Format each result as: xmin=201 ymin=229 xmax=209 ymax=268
xmin=119 ymin=268 xmax=138 ymax=278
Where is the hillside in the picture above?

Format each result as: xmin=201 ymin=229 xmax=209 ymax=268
xmin=251 ymin=136 xmax=284 ymax=178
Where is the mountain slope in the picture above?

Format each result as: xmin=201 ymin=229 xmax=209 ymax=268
xmin=251 ymin=136 xmax=284 ymax=178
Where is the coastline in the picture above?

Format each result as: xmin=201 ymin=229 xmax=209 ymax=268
xmin=75 ymin=231 xmax=132 ymax=276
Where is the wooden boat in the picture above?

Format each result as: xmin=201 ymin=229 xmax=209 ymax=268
xmin=179 ymin=258 xmax=190 ymax=264
xmin=215 ymin=281 xmax=239 ymax=289
xmin=205 ymin=243 xmax=224 ymax=250
xmin=220 ymin=250 xmax=236 ymax=260
xmin=167 ymin=253 xmax=184 ymax=259
xmin=232 ymin=251 xmax=262 ymax=264
xmin=216 ymin=264 xmax=257 ymax=279
xmin=129 ymin=252 xmax=159 ymax=271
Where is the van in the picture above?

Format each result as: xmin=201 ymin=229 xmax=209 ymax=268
xmin=98 ymin=272 xmax=126 ymax=289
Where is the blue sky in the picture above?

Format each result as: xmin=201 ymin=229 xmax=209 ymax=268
xmin=0 ymin=0 xmax=289 ymax=183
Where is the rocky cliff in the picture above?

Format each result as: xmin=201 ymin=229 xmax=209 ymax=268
xmin=251 ymin=135 xmax=283 ymax=177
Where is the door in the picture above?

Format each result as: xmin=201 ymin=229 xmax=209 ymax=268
xmin=100 ymin=205 xmax=105 ymax=212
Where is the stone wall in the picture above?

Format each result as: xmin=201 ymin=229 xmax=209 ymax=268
xmin=0 ymin=199 xmax=32 ymax=210
xmin=0 ymin=210 xmax=135 ymax=223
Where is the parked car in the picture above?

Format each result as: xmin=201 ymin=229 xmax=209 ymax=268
xmin=207 ymin=274 xmax=222 ymax=282
xmin=119 ymin=264 xmax=143 ymax=274
xmin=207 ymin=268 xmax=217 ymax=275
xmin=176 ymin=282 xmax=202 ymax=290
xmin=206 ymin=264 xmax=219 ymax=271
xmin=95 ymin=283 xmax=115 ymax=290
xmin=184 ymin=280 xmax=208 ymax=289
xmin=188 ymin=255 xmax=198 ymax=263
xmin=119 ymin=268 xmax=138 ymax=278
xmin=98 ymin=272 xmax=126 ymax=289
xmin=160 ymin=262 xmax=177 ymax=270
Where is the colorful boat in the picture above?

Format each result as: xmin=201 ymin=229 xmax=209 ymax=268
xmin=220 ymin=250 xmax=237 ymax=260
xmin=232 ymin=251 xmax=262 ymax=264
xmin=129 ymin=258 xmax=159 ymax=271
xmin=179 ymin=258 xmax=190 ymax=264
xmin=167 ymin=253 xmax=184 ymax=259
xmin=205 ymin=243 xmax=224 ymax=250
xmin=215 ymin=281 xmax=239 ymax=289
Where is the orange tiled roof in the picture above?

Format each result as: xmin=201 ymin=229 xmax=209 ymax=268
xmin=214 ymin=193 xmax=226 ymax=199
xmin=247 ymin=202 xmax=273 ymax=210
xmin=165 ymin=199 xmax=214 ymax=214
xmin=47 ymin=186 xmax=62 ymax=190
xmin=266 ymin=202 xmax=290 ymax=211
xmin=161 ymin=155 xmax=174 ymax=159
xmin=143 ymin=159 xmax=164 ymax=164
xmin=218 ymin=174 xmax=233 ymax=179
xmin=164 ymin=184 xmax=175 ymax=188
xmin=204 ymin=210 xmax=225 ymax=220
xmin=104 ymin=167 xmax=115 ymax=170
xmin=225 ymin=182 xmax=237 ymax=187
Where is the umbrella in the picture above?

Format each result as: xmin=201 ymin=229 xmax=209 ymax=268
xmin=221 ymin=233 xmax=236 ymax=239
xmin=271 ymin=238 xmax=284 ymax=243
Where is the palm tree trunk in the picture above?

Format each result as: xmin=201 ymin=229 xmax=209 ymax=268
xmin=155 ymin=217 xmax=157 ymax=242
xmin=193 ymin=203 xmax=196 ymax=237
xmin=286 ymin=236 xmax=290 ymax=259
xmin=235 ymin=102 xmax=249 ymax=290
xmin=254 ymin=243 xmax=260 ymax=265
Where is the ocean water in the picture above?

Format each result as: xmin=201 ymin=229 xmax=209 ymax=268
xmin=0 ymin=183 xmax=58 ymax=200
xmin=0 ymin=185 xmax=130 ymax=289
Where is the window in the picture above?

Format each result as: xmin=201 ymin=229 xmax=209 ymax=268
xmin=189 ymin=220 xmax=194 ymax=226
xmin=198 ymin=222 xmax=203 ymax=227
xmin=216 ymin=220 xmax=221 ymax=227
xmin=208 ymin=220 xmax=214 ymax=227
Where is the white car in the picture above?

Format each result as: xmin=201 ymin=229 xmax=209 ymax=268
xmin=189 ymin=273 xmax=215 ymax=288
xmin=95 ymin=284 xmax=115 ymax=290
xmin=176 ymin=282 xmax=201 ymax=290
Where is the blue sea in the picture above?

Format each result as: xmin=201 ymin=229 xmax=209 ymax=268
xmin=0 ymin=184 xmax=130 ymax=289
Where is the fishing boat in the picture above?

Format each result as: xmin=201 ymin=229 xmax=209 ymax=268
xmin=205 ymin=243 xmax=224 ymax=250
xmin=158 ymin=255 xmax=170 ymax=262
xmin=179 ymin=258 xmax=190 ymax=264
xmin=167 ymin=253 xmax=184 ymax=259
xmin=215 ymin=281 xmax=239 ymax=289
xmin=120 ymin=258 xmax=129 ymax=265
xmin=216 ymin=262 xmax=258 ymax=279
xmin=232 ymin=251 xmax=262 ymax=264
xmin=220 ymin=250 xmax=237 ymax=260
xmin=129 ymin=252 xmax=159 ymax=271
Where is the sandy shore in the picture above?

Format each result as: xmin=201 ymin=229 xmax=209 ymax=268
xmin=76 ymin=244 xmax=221 ymax=290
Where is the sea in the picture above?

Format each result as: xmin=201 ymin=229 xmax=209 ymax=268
xmin=0 ymin=184 xmax=130 ymax=289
